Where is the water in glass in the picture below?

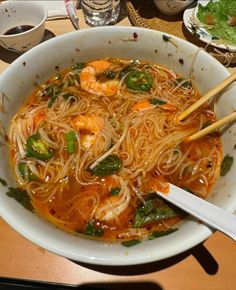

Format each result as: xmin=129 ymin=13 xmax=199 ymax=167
xmin=81 ymin=0 xmax=120 ymax=26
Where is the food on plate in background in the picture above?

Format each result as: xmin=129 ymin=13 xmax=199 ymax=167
xmin=197 ymin=0 xmax=236 ymax=45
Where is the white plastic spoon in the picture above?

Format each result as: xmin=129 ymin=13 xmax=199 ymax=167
xmin=156 ymin=184 xmax=236 ymax=241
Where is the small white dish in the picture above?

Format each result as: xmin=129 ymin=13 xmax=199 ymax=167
xmin=183 ymin=0 xmax=236 ymax=52
xmin=153 ymin=0 xmax=195 ymax=15
xmin=0 ymin=1 xmax=47 ymax=52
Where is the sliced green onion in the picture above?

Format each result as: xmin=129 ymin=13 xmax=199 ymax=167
xmin=65 ymin=131 xmax=77 ymax=154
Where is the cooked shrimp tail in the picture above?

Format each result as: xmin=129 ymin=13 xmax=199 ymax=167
xmin=80 ymin=60 xmax=119 ymax=97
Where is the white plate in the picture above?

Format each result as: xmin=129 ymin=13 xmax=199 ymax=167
xmin=183 ymin=0 xmax=236 ymax=52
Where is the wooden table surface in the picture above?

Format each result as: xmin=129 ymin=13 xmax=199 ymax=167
xmin=0 ymin=7 xmax=236 ymax=290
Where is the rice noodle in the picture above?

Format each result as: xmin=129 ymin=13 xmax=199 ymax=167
xmin=8 ymin=57 xmax=222 ymax=242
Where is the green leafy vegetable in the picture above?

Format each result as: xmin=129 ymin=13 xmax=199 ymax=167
xmin=48 ymin=95 xmax=59 ymax=108
xmin=18 ymin=163 xmax=38 ymax=181
xmin=106 ymin=70 xmax=117 ymax=79
xmin=119 ymin=60 xmax=139 ymax=78
xmin=134 ymin=195 xmax=178 ymax=228
xmin=202 ymin=121 xmax=212 ymax=129
xmin=149 ymin=98 xmax=166 ymax=105
xmin=72 ymin=62 xmax=85 ymax=71
xmin=197 ymin=0 xmax=236 ymax=45
xmin=162 ymin=35 xmax=171 ymax=42
xmin=220 ymin=154 xmax=234 ymax=176
xmin=121 ymin=239 xmax=141 ymax=247
xmin=84 ymin=221 xmax=104 ymax=237
xmin=65 ymin=131 xmax=77 ymax=154
xmin=44 ymin=84 xmax=61 ymax=98
xmin=6 ymin=187 xmax=34 ymax=212
xmin=26 ymin=133 xmax=54 ymax=161
xmin=110 ymin=187 xmax=121 ymax=196
xmin=41 ymin=84 xmax=62 ymax=108
xmin=0 ymin=178 xmax=7 ymax=186
xmin=176 ymin=77 xmax=192 ymax=89
xmin=89 ymin=154 xmax=122 ymax=177
xmin=125 ymin=70 xmax=153 ymax=92
xmin=148 ymin=228 xmax=178 ymax=240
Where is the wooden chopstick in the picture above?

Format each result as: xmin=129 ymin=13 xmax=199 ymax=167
xmin=178 ymin=71 xmax=236 ymax=121
xmin=186 ymin=111 xmax=236 ymax=142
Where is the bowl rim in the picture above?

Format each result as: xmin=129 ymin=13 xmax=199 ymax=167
xmin=0 ymin=26 xmax=231 ymax=266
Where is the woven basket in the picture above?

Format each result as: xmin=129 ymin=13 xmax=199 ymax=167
xmin=126 ymin=0 xmax=236 ymax=67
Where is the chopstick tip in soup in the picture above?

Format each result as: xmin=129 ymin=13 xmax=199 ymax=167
xmin=8 ymin=58 xmax=222 ymax=243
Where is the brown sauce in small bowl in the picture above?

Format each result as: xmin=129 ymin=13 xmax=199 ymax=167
xmin=4 ymin=25 xmax=34 ymax=35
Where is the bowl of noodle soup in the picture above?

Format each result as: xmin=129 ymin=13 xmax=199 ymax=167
xmin=0 ymin=26 xmax=236 ymax=266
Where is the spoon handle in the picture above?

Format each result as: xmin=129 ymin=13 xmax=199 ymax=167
xmin=156 ymin=184 xmax=236 ymax=241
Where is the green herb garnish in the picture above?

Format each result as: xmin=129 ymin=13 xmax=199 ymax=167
xmin=89 ymin=155 xmax=122 ymax=177
xmin=134 ymin=195 xmax=178 ymax=228
xmin=176 ymin=77 xmax=192 ymax=89
xmin=0 ymin=178 xmax=7 ymax=186
xmin=110 ymin=187 xmax=121 ymax=196
xmin=162 ymin=35 xmax=171 ymax=42
xmin=121 ymin=240 xmax=141 ymax=247
xmin=149 ymin=98 xmax=166 ymax=105
xmin=84 ymin=221 xmax=104 ymax=237
xmin=119 ymin=60 xmax=139 ymax=78
xmin=106 ymin=70 xmax=117 ymax=79
xmin=202 ymin=121 xmax=212 ymax=129
xmin=72 ymin=62 xmax=85 ymax=71
xmin=6 ymin=187 xmax=34 ymax=212
xmin=220 ymin=154 xmax=234 ymax=176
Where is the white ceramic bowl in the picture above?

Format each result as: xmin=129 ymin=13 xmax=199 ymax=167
xmin=0 ymin=27 xmax=236 ymax=266
xmin=153 ymin=0 xmax=195 ymax=15
xmin=0 ymin=1 xmax=47 ymax=52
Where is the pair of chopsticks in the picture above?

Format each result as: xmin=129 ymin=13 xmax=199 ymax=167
xmin=179 ymin=71 xmax=236 ymax=142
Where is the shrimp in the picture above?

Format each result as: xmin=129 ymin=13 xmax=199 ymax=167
xmin=80 ymin=60 xmax=119 ymax=97
xmin=132 ymin=99 xmax=178 ymax=112
xmin=71 ymin=114 xmax=104 ymax=149
xmin=131 ymin=100 xmax=154 ymax=112
xmin=95 ymin=186 xmax=131 ymax=222
xmin=71 ymin=114 xmax=104 ymax=134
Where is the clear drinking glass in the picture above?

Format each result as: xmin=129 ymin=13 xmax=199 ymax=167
xmin=81 ymin=0 xmax=121 ymax=27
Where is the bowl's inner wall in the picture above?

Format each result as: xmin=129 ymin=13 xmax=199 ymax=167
xmin=0 ymin=27 xmax=235 ymax=265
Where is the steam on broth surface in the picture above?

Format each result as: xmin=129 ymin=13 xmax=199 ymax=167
xmin=9 ymin=58 xmax=222 ymax=242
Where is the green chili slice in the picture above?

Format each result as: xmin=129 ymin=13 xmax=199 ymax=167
xmin=125 ymin=70 xmax=153 ymax=92
xmin=26 ymin=133 xmax=54 ymax=160
xmin=18 ymin=163 xmax=38 ymax=181
xmin=65 ymin=131 xmax=77 ymax=154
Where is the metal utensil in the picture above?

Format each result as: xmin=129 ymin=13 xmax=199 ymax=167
xmin=64 ymin=0 xmax=80 ymax=30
